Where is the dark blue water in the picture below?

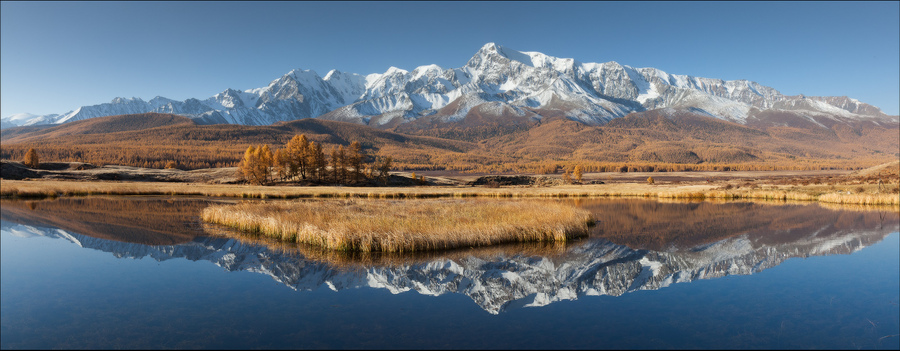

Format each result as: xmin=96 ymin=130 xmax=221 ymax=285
xmin=1 ymin=197 xmax=898 ymax=349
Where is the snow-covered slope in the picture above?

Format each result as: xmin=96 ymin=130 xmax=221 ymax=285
xmin=3 ymin=43 xmax=895 ymax=129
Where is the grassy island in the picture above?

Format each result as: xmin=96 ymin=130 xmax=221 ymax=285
xmin=200 ymin=199 xmax=595 ymax=252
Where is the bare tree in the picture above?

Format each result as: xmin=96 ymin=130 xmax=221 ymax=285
xmin=348 ymin=141 xmax=363 ymax=183
xmin=377 ymin=155 xmax=392 ymax=185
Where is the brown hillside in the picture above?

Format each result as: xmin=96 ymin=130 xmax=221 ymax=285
xmin=392 ymin=98 xmax=542 ymax=142
xmin=854 ymin=160 xmax=900 ymax=177
xmin=1 ymin=113 xmax=195 ymax=142
xmin=1 ymin=108 xmax=896 ymax=173
xmin=1 ymin=113 xmax=475 ymax=170
xmin=277 ymin=118 xmax=473 ymax=153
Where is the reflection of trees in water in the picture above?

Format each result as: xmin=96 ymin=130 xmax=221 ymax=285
xmin=573 ymin=198 xmax=899 ymax=251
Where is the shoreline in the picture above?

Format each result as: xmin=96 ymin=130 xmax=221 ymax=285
xmin=2 ymin=178 xmax=897 ymax=207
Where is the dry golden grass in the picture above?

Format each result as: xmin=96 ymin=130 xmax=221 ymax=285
xmin=854 ymin=160 xmax=900 ymax=177
xmin=816 ymin=192 xmax=899 ymax=206
xmin=200 ymin=199 xmax=595 ymax=252
xmin=1 ymin=177 xmax=896 ymax=207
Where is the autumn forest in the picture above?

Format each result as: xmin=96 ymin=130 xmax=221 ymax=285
xmin=1 ymin=110 xmax=898 ymax=178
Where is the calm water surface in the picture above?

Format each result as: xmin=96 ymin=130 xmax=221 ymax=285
xmin=1 ymin=197 xmax=898 ymax=349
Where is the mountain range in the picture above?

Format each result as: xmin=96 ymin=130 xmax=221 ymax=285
xmin=3 ymin=43 xmax=897 ymax=172
xmin=3 ymin=43 xmax=896 ymax=130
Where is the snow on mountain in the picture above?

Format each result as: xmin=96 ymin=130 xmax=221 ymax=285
xmin=2 ymin=113 xmax=39 ymax=125
xmin=1 ymin=113 xmax=57 ymax=129
xmin=3 ymin=42 xmax=895 ymax=129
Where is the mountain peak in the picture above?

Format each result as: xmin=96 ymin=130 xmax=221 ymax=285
xmin=323 ymin=69 xmax=342 ymax=81
xmin=479 ymin=42 xmax=499 ymax=51
xmin=384 ymin=66 xmax=409 ymax=75
xmin=411 ymin=64 xmax=443 ymax=79
xmin=286 ymin=68 xmax=321 ymax=79
xmin=413 ymin=63 xmax=442 ymax=72
xmin=111 ymin=97 xmax=144 ymax=104
xmin=470 ymin=42 xmax=536 ymax=68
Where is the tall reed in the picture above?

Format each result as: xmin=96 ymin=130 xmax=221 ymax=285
xmin=817 ymin=192 xmax=899 ymax=206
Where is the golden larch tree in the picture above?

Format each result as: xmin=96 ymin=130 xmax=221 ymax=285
xmin=274 ymin=148 xmax=291 ymax=181
xmin=286 ymin=134 xmax=310 ymax=180
xmin=23 ymin=148 xmax=40 ymax=168
xmin=573 ymin=165 xmax=583 ymax=183
xmin=239 ymin=144 xmax=274 ymax=185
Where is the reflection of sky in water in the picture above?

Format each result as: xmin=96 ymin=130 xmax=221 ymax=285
xmin=1 ymin=198 xmax=898 ymax=349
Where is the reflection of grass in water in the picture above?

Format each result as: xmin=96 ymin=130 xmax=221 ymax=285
xmin=817 ymin=201 xmax=900 ymax=213
xmin=200 ymin=199 xmax=592 ymax=253
xmin=204 ymin=198 xmax=583 ymax=266
xmin=652 ymin=196 xmax=899 ymax=213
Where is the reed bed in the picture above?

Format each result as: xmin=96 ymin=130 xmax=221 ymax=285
xmin=1 ymin=179 xmax=896 ymax=207
xmin=200 ymin=199 xmax=595 ymax=252
xmin=817 ymin=192 xmax=899 ymax=206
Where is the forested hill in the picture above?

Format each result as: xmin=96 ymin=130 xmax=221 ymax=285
xmin=1 ymin=110 xmax=897 ymax=173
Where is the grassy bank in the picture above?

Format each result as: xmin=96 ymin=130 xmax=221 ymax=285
xmin=1 ymin=179 xmax=897 ymax=206
xmin=201 ymin=199 xmax=595 ymax=252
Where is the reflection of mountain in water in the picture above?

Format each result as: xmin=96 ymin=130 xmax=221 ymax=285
xmin=1 ymin=198 xmax=897 ymax=314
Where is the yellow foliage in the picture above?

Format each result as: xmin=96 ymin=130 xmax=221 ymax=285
xmin=23 ymin=148 xmax=39 ymax=168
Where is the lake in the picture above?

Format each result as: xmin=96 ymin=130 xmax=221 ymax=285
xmin=1 ymin=196 xmax=898 ymax=349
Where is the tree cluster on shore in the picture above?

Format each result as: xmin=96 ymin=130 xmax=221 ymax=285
xmin=238 ymin=134 xmax=393 ymax=185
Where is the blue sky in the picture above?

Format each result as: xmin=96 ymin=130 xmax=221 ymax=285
xmin=2 ymin=1 xmax=898 ymax=117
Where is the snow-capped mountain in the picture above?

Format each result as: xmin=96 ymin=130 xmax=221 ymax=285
xmin=0 ymin=112 xmax=61 ymax=129
xmin=3 ymin=43 xmax=894 ymax=129
xmin=3 ymin=213 xmax=895 ymax=314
